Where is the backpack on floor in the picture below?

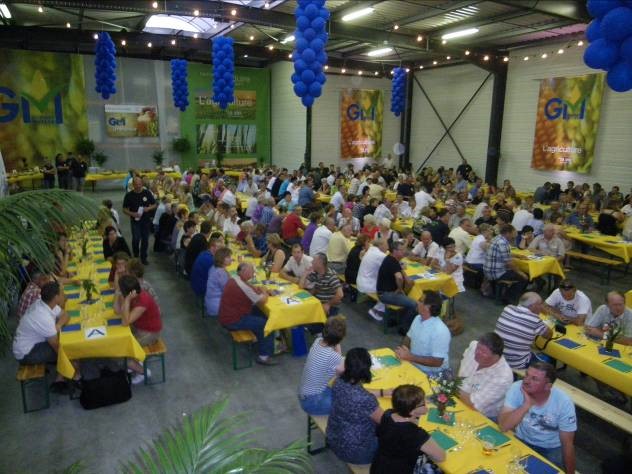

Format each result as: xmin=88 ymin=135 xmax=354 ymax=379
xmin=79 ymin=368 xmax=132 ymax=410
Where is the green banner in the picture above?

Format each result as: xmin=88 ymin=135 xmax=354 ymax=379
xmin=0 ymin=49 xmax=87 ymax=171
xmin=180 ymin=65 xmax=270 ymax=168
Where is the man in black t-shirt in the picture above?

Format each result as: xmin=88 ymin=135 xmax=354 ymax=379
xmin=42 ymin=158 xmax=56 ymax=189
xmin=456 ymin=160 xmax=472 ymax=180
xmin=123 ymin=176 xmax=157 ymax=264
xmin=376 ymin=240 xmax=417 ymax=333
xmin=55 ymin=153 xmax=69 ymax=189
xmin=71 ymin=154 xmax=88 ymax=192
xmin=426 ymin=209 xmax=450 ymax=245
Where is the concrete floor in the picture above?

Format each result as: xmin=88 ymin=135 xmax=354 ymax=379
xmin=0 ymin=189 xmax=630 ymax=473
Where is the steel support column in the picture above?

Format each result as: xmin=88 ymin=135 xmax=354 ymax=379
xmin=400 ymin=72 xmax=414 ymax=172
xmin=484 ymin=64 xmax=508 ymax=187
xmin=304 ymin=106 xmax=312 ymax=170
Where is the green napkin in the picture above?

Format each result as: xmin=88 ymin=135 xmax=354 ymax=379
xmin=294 ymin=291 xmax=312 ymax=300
xmin=65 ymin=285 xmax=80 ymax=292
xmin=431 ymin=430 xmax=458 ymax=450
xmin=427 ymin=408 xmax=455 ymax=426
xmin=377 ymin=355 xmax=401 ymax=367
xmin=95 ymin=258 xmax=106 ymax=264
xmin=68 ymin=310 xmax=80 ymax=318
xmin=605 ymin=359 xmax=632 ymax=373
xmin=98 ymin=278 xmax=108 ymax=285
xmin=105 ymin=301 xmax=113 ymax=309
xmin=476 ymin=426 xmax=511 ymax=447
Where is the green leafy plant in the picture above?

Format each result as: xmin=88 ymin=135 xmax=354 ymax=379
xmin=172 ymin=137 xmax=191 ymax=154
xmin=121 ymin=398 xmax=312 ymax=473
xmin=93 ymin=151 xmax=108 ymax=168
xmin=82 ymin=279 xmax=98 ymax=302
xmin=0 ymin=190 xmax=98 ymax=351
xmin=152 ymin=149 xmax=165 ymax=167
xmin=76 ymin=137 xmax=96 ymax=158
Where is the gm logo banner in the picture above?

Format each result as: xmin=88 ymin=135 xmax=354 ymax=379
xmin=0 ymin=49 xmax=88 ymax=171
xmin=340 ymin=89 xmax=383 ymax=160
xmin=531 ymin=74 xmax=605 ymax=173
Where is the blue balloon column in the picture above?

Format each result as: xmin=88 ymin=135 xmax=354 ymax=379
xmin=391 ymin=68 xmax=406 ymax=117
xmin=584 ymin=0 xmax=632 ymax=92
xmin=94 ymin=32 xmax=117 ymax=100
xmin=212 ymin=37 xmax=235 ymax=110
xmin=170 ymin=59 xmax=189 ymax=112
xmin=291 ymin=0 xmax=330 ymax=108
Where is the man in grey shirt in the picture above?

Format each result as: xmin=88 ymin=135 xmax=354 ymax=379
xmin=585 ymin=291 xmax=632 ymax=345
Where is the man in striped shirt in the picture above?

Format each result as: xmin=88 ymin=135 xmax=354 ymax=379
xmin=300 ymin=253 xmax=343 ymax=317
xmin=494 ymin=292 xmax=552 ymax=369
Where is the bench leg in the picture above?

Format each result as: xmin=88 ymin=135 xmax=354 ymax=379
xmin=307 ymin=415 xmax=327 ymax=455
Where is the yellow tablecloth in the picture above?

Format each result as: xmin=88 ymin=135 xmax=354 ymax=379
xmin=316 ymin=193 xmax=331 ymax=204
xmin=366 ymin=348 xmax=561 ymax=473
xmin=626 ymin=289 xmax=632 ymax=308
xmin=235 ymin=192 xmax=252 ymax=211
xmin=384 ymin=190 xmax=397 ymax=202
xmin=86 ymin=171 xmax=182 ymax=182
xmin=404 ymin=259 xmax=460 ymax=299
xmin=564 ymin=227 xmax=632 ymax=263
xmin=58 ymin=242 xmax=145 ymax=378
xmin=227 ymin=248 xmax=327 ymax=336
xmin=7 ymin=172 xmax=44 ymax=184
xmin=511 ymin=249 xmax=565 ymax=280
xmin=392 ymin=218 xmax=413 ymax=234
xmin=537 ymin=323 xmax=632 ymax=396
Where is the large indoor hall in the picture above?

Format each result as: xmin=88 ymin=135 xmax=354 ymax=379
xmin=1 ymin=1 xmax=631 ymax=473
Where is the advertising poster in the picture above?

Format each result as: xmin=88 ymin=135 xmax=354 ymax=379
xmin=104 ymin=104 xmax=159 ymax=137
xmin=531 ymin=74 xmax=605 ymax=173
xmin=0 ymin=49 xmax=87 ymax=171
xmin=340 ymin=89 xmax=383 ymax=160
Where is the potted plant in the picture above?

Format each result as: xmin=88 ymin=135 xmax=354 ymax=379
xmin=93 ymin=151 xmax=108 ymax=169
xmin=603 ymin=322 xmax=622 ymax=352
xmin=76 ymin=137 xmax=96 ymax=160
xmin=152 ymin=149 xmax=165 ymax=168
xmin=428 ymin=370 xmax=463 ymax=419
xmin=82 ymin=279 xmax=98 ymax=304
xmin=172 ymin=137 xmax=191 ymax=154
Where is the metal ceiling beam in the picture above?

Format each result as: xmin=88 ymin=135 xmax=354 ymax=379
xmin=428 ymin=9 xmax=534 ymax=39
xmin=393 ymin=0 xmax=484 ymax=28
xmin=473 ymin=19 xmax=574 ymax=45
xmin=491 ymin=0 xmax=589 ymax=22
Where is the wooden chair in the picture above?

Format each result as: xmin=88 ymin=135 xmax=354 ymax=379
xmin=230 ymin=330 xmax=257 ymax=370
xmin=143 ymin=339 xmax=167 ymax=385
xmin=16 ymin=364 xmax=49 ymax=413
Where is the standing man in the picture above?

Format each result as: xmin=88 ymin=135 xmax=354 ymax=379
xmin=71 ymin=154 xmax=88 ymax=192
xmin=42 ymin=157 xmax=56 ymax=189
xmin=55 ymin=153 xmax=69 ymax=189
xmin=499 ymin=362 xmax=577 ymax=473
xmin=123 ymin=176 xmax=157 ymax=265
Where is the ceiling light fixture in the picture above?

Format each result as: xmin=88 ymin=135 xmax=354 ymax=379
xmin=405 ymin=68 xmax=410 ymax=72
xmin=464 ymin=50 xmax=470 ymax=56
xmin=93 ymin=33 xmax=99 ymax=40
xmin=441 ymin=27 xmax=479 ymax=40
xmin=446 ymin=56 xmax=451 ymax=60
xmin=558 ymin=48 xmax=564 ymax=54
xmin=374 ymin=71 xmax=379 ymax=75
xmin=147 ymin=42 xmax=152 ymax=48
xmin=121 ymin=39 xmax=126 ymax=46
xmin=324 ymin=65 xmax=329 ymax=70
xmin=264 ymin=2 xmax=270 ymax=8
xmin=358 ymin=70 xmax=363 ymax=75
xmin=145 ymin=15 xmax=203 ymax=33
xmin=230 ymin=24 xmax=235 ymax=29
xmin=0 ymin=3 xmax=12 ymax=19
xmin=503 ymin=56 xmax=509 ymax=62
xmin=249 ymin=35 xmax=255 ymax=41
xmin=152 ymin=1 xmax=158 ymax=8
xmin=432 ymin=61 xmax=437 ymax=65
xmin=393 ymin=24 xmax=399 ymax=30
xmin=38 ymin=6 xmax=43 ymax=13
xmin=66 ymin=22 xmax=71 ymax=28
xmin=577 ymin=40 xmax=584 ymax=46
xmin=523 ymin=56 xmax=529 ymax=61
xmin=193 ymin=9 xmax=199 ymax=16
xmin=541 ymin=53 xmax=547 ymax=59
xmin=231 ymin=9 xmax=237 ymax=16
xmin=342 ymin=7 xmax=374 ymax=22
xmin=281 ymin=35 xmax=295 ymax=44
xmin=390 ymin=70 xmax=394 ymax=75
xmin=417 ymin=35 xmax=423 ymax=42
xmin=483 ymin=55 xmax=489 ymax=61
xmin=171 ymin=39 xmax=176 ymax=45
xmin=288 ymin=53 xmax=292 ymax=58
xmin=366 ymin=47 xmax=393 ymax=57
xmin=193 ymin=33 xmax=198 ymax=38
xmin=419 ymin=65 xmax=424 ymax=69
xmin=268 ymin=45 xmax=274 ymax=50
xmin=244 ymin=54 xmax=248 ymax=58
xmin=442 ymin=40 xmax=447 ymax=45
xmin=341 ymin=68 xmax=346 ymax=73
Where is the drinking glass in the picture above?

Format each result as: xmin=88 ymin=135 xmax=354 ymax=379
xmin=479 ymin=434 xmax=496 ymax=456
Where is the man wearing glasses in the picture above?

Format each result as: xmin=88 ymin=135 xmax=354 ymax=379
xmin=543 ymin=279 xmax=592 ymax=326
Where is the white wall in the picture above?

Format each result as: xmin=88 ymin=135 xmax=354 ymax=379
xmin=409 ymin=64 xmax=493 ymax=177
xmin=500 ymin=41 xmax=632 ymax=190
xmin=270 ymin=61 xmax=401 ymax=170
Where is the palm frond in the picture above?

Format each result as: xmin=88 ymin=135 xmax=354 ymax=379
xmin=0 ymin=190 xmax=98 ymax=351
xmin=122 ymin=399 xmax=312 ymax=474
xmin=55 ymin=460 xmax=85 ymax=474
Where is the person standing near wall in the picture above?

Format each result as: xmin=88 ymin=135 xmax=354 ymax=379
xmin=55 ymin=153 xmax=69 ymax=189
xmin=71 ymin=154 xmax=88 ymax=192
xmin=123 ymin=176 xmax=157 ymax=265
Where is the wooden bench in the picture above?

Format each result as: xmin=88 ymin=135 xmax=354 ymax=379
xmin=230 ymin=330 xmax=257 ymax=370
xmin=16 ymin=364 xmax=49 ymax=413
xmin=366 ymin=293 xmax=403 ymax=335
xmin=512 ymin=369 xmax=632 ymax=435
xmin=307 ymin=414 xmax=370 ymax=473
xmin=565 ymin=250 xmax=624 ymax=284
xmin=493 ymin=279 xmax=518 ymax=304
xmin=143 ymin=339 xmax=167 ymax=385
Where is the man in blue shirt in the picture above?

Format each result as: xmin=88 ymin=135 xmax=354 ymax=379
xmin=189 ymin=237 xmax=224 ymax=297
xmin=394 ymin=291 xmax=451 ymax=374
xmin=499 ymin=362 xmax=576 ymax=472
xmin=298 ymin=178 xmax=316 ymax=210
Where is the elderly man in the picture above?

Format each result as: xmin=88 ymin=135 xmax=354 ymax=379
xmin=484 ymin=224 xmax=529 ymax=303
xmin=565 ymin=203 xmax=594 ymax=230
xmin=544 ymin=279 xmax=592 ymax=326
xmin=528 ymin=224 xmax=565 ymax=262
xmin=337 ymin=207 xmax=361 ymax=235
xmin=330 ymin=187 xmax=346 ymax=211
xmin=300 ymin=253 xmax=343 ymax=317
xmin=123 ymin=175 xmax=157 ymax=265
xmin=281 ymin=243 xmax=313 ymax=284
xmin=309 ymin=217 xmax=335 ymax=256
xmin=326 ymin=223 xmax=353 ymax=274
xmin=494 ymin=292 xmax=553 ymax=369
xmin=395 ymin=291 xmax=450 ymax=374
xmin=281 ymin=205 xmax=305 ymax=246
xmin=410 ymin=231 xmax=441 ymax=265
xmin=17 ymin=270 xmax=51 ymax=318
xmin=218 ymin=262 xmax=276 ymax=366
xmin=448 ymin=204 xmax=467 ymax=230
xmin=585 ymin=291 xmax=632 ymax=345
xmin=499 ymin=362 xmax=577 ymax=473
xmin=356 ymin=238 xmax=389 ymax=321
xmin=448 ymin=217 xmax=474 ymax=256
xmin=458 ymin=332 xmax=513 ymax=420
xmin=475 ymin=205 xmax=495 ymax=226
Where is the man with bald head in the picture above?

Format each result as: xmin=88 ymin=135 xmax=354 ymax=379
xmin=585 ymin=291 xmax=632 ymax=345
xmin=529 ymin=224 xmax=565 ymax=262
xmin=338 ymin=207 xmax=360 ymax=235
xmin=410 ymin=231 xmax=440 ymax=265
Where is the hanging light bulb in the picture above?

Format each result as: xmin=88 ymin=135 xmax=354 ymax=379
xmin=541 ymin=53 xmax=548 ymax=59
xmin=419 ymin=65 xmax=424 ymax=69
xmin=432 ymin=60 xmax=437 ymax=65
xmin=121 ymin=39 xmax=126 ymax=46
xmin=324 ymin=65 xmax=329 ymax=70
xmin=465 ymin=50 xmax=470 ymax=56
xmin=358 ymin=70 xmax=363 ymax=75
xmin=558 ymin=48 xmax=564 ymax=54
xmin=66 ymin=22 xmax=71 ymax=28
xmin=374 ymin=71 xmax=379 ymax=76
xmin=503 ymin=56 xmax=509 ymax=62
xmin=393 ymin=24 xmax=399 ymax=30
xmin=193 ymin=9 xmax=199 ymax=16
xmin=416 ymin=35 xmax=423 ymax=42
xmin=523 ymin=56 xmax=529 ymax=61
xmin=152 ymin=1 xmax=158 ymax=8
xmin=93 ymin=33 xmax=99 ymax=40
xmin=446 ymin=56 xmax=451 ymax=60
xmin=341 ymin=68 xmax=346 ymax=73
xmin=171 ymin=39 xmax=176 ymax=45
xmin=483 ymin=55 xmax=489 ymax=61
xmin=249 ymin=35 xmax=255 ymax=41
xmin=577 ymin=40 xmax=584 ymax=46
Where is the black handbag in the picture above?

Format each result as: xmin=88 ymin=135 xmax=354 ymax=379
xmin=79 ymin=368 xmax=132 ymax=410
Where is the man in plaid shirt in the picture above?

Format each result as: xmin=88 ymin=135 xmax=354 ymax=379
xmin=17 ymin=271 xmax=51 ymax=319
xmin=484 ymin=224 xmax=528 ymax=303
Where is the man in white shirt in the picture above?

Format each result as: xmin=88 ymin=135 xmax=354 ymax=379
xmin=330 ymin=188 xmax=346 ymax=211
xmin=448 ymin=217 xmax=474 ymax=255
xmin=544 ymin=280 xmax=592 ymax=326
xmin=410 ymin=231 xmax=440 ymax=265
xmin=309 ymin=218 xmax=335 ymax=256
xmin=220 ymin=186 xmax=237 ymax=207
xmin=511 ymin=199 xmax=533 ymax=232
xmin=13 ymin=281 xmax=68 ymax=365
xmin=337 ymin=207 xmax=360 ymax=235
xmin=396 ymin=195 xmax=413 ymax=218
xmin=356 ymin=238 xmax=388 ymax=320
xmin=458 ymin=332 xmax=514 ymax=420
xmin=374 ymin=202 xmax=394 ymax=222
xmin=414 ymin=186 xmax=435 ymax=217
xmin=280 ymin=243 xmax=313 ymax=284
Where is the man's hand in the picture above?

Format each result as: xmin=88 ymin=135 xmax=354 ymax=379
xmin=395 ymin=345 xmax=411 ymax=361
xmin=520 ymin=384 xmax=535 ymax=409
xmin=322 ymin=302 xmax=330 ymax=314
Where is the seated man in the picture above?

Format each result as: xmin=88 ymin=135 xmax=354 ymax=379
xmin=300 ymin=253 xmax=343 ymax=317
xmin=494 ymin=292 xmax=552 ymax=369
xmin=281 ymin=204 xmax=305 ymax=246
xmin=184 ymin=220 xmax=213 ymax=276
xmin=585 ymin=291 xmax=632 ymax=345
xmin=219 ymin=263 xmax=276 ymax=366
xmin=457 ymin=332 xmax=513 ymax=421
xmin=190 ymin=235 xmax=224 ymax=297
xmin=280 ymin=243 xmax=313 ymax=284
xmin=499 ymin=362 xmax=576 ymax=473
xmin=13 ymin=281 xmax=68 ymax=366
xmin=17 ymin=270 xmax=51 ymax=319
xmin=395 ymin=291 xmax=450 ymax=374
xmin=484 ymin=224 xmax=528 ymax=304
xmin=410 ymin=231 xmax=440 ymax=265
xmin=326 ymin=223 xmax=353 ymax=274
xmin=544 ymin=279 xmax=592 ymax=326
xmin=528 ymin=224 xmax=565 ymax=262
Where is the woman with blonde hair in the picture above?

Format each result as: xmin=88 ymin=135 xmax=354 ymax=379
xmin=264 ymin=233 xmax=288 ymax=273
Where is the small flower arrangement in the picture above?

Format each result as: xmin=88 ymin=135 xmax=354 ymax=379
xmin=82 ymin=279 xmax=98 ymax=303
xmin=603 ymin=321 xmax=623 ymax=352
xmin=428 ymin=369 xmax=463 ymax=417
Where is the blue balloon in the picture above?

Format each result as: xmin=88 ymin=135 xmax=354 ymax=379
xmin=223 ymin=58 xmax=232 ymax=68
xmin=297 ymin=15 xmax=310 ymax=30
xmin=320 ymin=8 xmax=330 ymax=20
xmin=296 ymin=37 xmax=309 ymax=52
xmin=587 ymin=0 xmax=623 ymax=18
xmin=294 ymin=82 xmax=308 ymax=96
xmin=305 ymin=4 xmax=319 ymax=19
xmin=304 ymin=28 xmax=316 ymax=41
xmin=302 ymin=48 xmax=316 ymax=63
xmin=309 ymin=61 xmax=322 ymax=73
xmin=309 ymin=82 xmax=322 ymax=97
xmin=102 ymin=91 xmax=110 ymax=100
xmin=310 ymin=38 xmax=324 ymax=51
xmin=301 ymin=69 xmax=315 ymax=83
xmin=317 ymin=51 xmax=327 ymax=64
xmin=296 ymin=7 xmax=304 ymax=18
xmin=302 ymin=95 xmax=315 ymax=107
xmin=607 ymin=60 xmax=632 ymax=91
xmin=216 ymin=79 xmax=226 ymax=89
xmin=294 ymin=58 xmax=308 ymax=73
xmin=601 ymin=7 xmax=632 ymax=41
xmin=216 ymin=65 xmax=226 ymax=76
xmin=316 ymin=72 xmax=326 ymax=84
xmin=216 ymin=50 xmax=226 ymax=60
xmin=621 ymin=35 xmax=632 ymax=61
xmin=291 ymin=73 xmax=301 ymax=84
xmin=584 ymin=39 xmax=620 ymax=70
xmin=311 ymin=17 xmax=325 ymax=32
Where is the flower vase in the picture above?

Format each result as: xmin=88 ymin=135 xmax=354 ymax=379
xmin=86 ymin=290 xmax=92 ymax=303
xmin=605 ymin=338 xmax=614 ymax=352
xmin=437 ymin=401 xmax=447 ymax=417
